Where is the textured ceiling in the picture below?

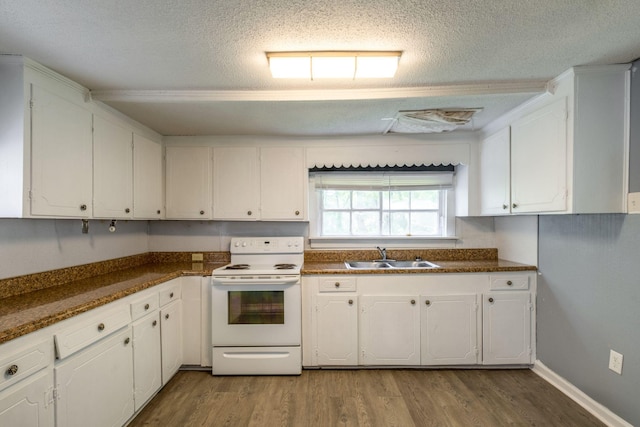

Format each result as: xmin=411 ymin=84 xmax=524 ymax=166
xmin=2 ymin=0 xmax=640 ymax=136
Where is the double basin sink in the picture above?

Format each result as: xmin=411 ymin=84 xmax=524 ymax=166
xmin=345 ymin=260 xmax=439 ymax=270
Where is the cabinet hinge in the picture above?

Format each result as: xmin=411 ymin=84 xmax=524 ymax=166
xmin=528 ymin=302 xmax=534 ymax=311
xmin=28 ymin=190 xmax=33 ymax=200
xmin=29 ymin=99 xmax=34 ymax=109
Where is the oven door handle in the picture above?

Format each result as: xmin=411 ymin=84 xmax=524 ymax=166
xmin=212 ymin=276 xmax=300 ymax=286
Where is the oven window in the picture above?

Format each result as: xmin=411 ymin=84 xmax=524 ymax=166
xmin=228 ymin=291 xmax=285 ymax=324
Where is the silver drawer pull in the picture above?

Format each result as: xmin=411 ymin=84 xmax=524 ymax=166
xmin=507 ymin=280 xmax=513 ymax=286
xmin=410 ymin=299 xmax=416 ymax=305
xmin=144 ymin=303 xmax=150 ymax=310
xmin=488 ymin=297 xmax=494 ymax=303
xmin=425 ymin=300 xmax=431 ymax=306
xmin=6 ymin=364 xmax=18 ymax=376
xmin=165 ymin=314 xmax=170 ymax=320
xmin=335 ymin=282 xmax=340 ymax=288
xmin=124 ymin=337 xmax=130 ymax=345
xmin=348 ymin=299 xmax=353 ymax=305
xmin=170 ymin=292 xmax=174 ymax=298
xmin=152 ymin=320 xmax=158 ymax=327
xmin=97 ymin=323 xmax=105 ymax=331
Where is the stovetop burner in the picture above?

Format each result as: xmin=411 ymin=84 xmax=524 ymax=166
xmin=274 ymin=263 xmax=297 ymax=270
xmin=224 ymin=264 xmax=250 ymax=270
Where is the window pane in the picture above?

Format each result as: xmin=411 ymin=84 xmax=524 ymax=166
xmin=322 ymin=211 xmax=351 ymax=235
xmin=352 ymin=211 xmax=380 ymax=235
xmin=381 ymin=212 xmax=390 ymax=235
xmin=390 ymin=212 xmax=410 ymax=235
xmin=411 ymin=191 xmax=439 ymax=209
xmin=323 ymin=190 xmax=351 ymax=209
xmin=411 ymin=212 xmax=439 ymax=235
xmin=353 ymin=191 xmax=379 ymax=209
xmin=390 ymin=191 xmax=410 ymax=209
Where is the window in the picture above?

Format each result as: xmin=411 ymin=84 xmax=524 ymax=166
xmin=310 ymin=168 xmax=455 ymax=238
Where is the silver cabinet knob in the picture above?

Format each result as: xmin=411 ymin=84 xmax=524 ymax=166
xmin=295 ymin=210 xmax=300 ymax=216
xmin=502 ymin=204 xmax=508 ymax=210
xmin=125 ymin=208 xmax=130 ymax=213
xmin=200 ymin=210 xmax=205 ymax=215
xmin=144 ymin=303 xmax=150 ymax=310
xmin=124 ymin=337 xmax=130 ymax=345
xmin=80 ymin=204 xmax=87 ymax=211
xmin=247 ymin=210 xmax=252 ymax=216
xmin=425 ymin=300 xmax=431 ymax=306
xmin=507 ymin=280 xmax=513 ymax=286
xmin=512 ymin=203 xmax=518 ymax=209
xmin=334 ymin=282 xmax=340 ymax=288
xmin=97 ymin=323 xmax=105 ymax=331
xmin=165 ymin=314 xmax=170 ymax=320
xmin=488 ymin=297 xmax=494 ymax=303
xmin=157 ymin=210 xmax=161 ymax=214
xmin=170 ymin=292 xmax=174 ymax=298
xmin=152 ymin=320 xmax=158 ymax=327
xmin=6 ymin=364 xmax=18 ymax=376
xmin=410 ymin=299 xmax=416 ymax=305
xmin=348 ymin=299 xmax=353 ymax=305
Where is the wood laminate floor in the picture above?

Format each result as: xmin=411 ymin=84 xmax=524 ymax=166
xmin=129 ymin=369 xmax=605 ymax=427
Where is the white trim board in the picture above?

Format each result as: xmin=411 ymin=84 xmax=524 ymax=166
xmin=532 ymin=361 xmax=632 ymax=427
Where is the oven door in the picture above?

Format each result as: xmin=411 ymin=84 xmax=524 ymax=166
xmin=211 ymin=276 xmax=301 ymax=346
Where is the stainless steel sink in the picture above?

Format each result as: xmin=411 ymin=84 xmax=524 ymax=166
xmin=345 ymin=260 xmax=439 ymax=270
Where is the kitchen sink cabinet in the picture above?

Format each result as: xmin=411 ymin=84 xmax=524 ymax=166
xmin=420 ymin=294 xmax=480 ymax=365
xmin=359 ymin=295 xmax=421 ymax=365
xmin=212 ymin=146 xmax=307 ymax=220
xmin=478 ymin=64 xmax=630 ymax=215
xmin=133 ymin=133 xmax=164 ymax=219
xmin=314 ymin=294 xmax=359 ymax=366
xmin=93 ymin=115 xmax=134 ymax=219
xmin=165 ymin=146 xmax=212 ymax=219
xmin=304 ymin=272 xmax=535 ymax=368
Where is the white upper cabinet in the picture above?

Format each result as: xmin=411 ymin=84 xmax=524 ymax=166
xmin=165 ymin=146 xmax=212 ymax=219
xmin=93 ymin=115 xmax=133 ymax=219
xmin=213 ymin=146 xmax=307 ymax=221
xmin=213 ymin=146 xmax=259 ymax=220
xmin=511 ymin=98 xmax=568 ymax=213
xmin=133 ymin=134 xmax=164 ymax=219
xmin=30 ymin=84 xmax=93 ymax=217
xmin=479 ymin=127 xmax=511 ymax=215
xmin=260 ymin=147 xmax=306 ymax=220
xmin=479 ymin=64 xmax=630 ymax=215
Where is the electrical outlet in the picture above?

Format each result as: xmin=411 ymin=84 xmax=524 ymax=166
xmin=191 ymin=253 xmax=204 ymax=261
xmin=609 ymin=349 xmax=623 ymax=375
xmin=628 ymin=192 xmax=640 ymax=214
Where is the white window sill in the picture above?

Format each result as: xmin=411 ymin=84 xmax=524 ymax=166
xmin=308 ymin=236 xmax=460 ymax=249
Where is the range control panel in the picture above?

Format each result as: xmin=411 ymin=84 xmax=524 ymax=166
xmin=229 ymin=236 xmax=304 ymax=254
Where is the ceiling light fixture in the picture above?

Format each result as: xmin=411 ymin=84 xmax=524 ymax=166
xmin=266 ymin=51 xmax=402 ymax=79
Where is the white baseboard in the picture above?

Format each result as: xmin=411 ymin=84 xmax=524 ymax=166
xmin=532 ymin=360 xmax=632 ymax=427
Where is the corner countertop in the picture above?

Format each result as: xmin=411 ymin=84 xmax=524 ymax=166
xmin=0 ymin=254 xmax=227 ymax=345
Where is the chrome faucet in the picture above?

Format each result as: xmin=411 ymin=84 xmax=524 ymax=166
xmin=375 ymin=246 xmax=394 ymax=262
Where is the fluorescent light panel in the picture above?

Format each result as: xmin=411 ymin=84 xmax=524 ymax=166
xmin=267 ymin=51 xmax=401 ymax=79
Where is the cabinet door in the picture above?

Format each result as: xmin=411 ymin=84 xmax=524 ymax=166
xmin=421 ymin=294 xmax=479 ymax=365
xmin=359 ymin=295 xmax=420 ymax=365
xmin=93 ymin=115 xmax=133 ymax=218
xmin=0 ymin=369 xmax=54 ymax=427
xmin=55 ymin=327 xmax=134 ymax=427
xmin=315 ymin=295 xmax=358 ymax=366
xmin=511 ymin=98 xmax=568 ymax=213
xmin=160 ymin=300 xmax=183 ymax=385
xmin=181 ymin=276 xmax=202 ymax=366
xmin=260 ymin=147 xmax=306 ymax=220
xmin=132 ymin=312 xmax=161 ymax=411
xmin=483 ymin=292 xmax=532 ymax=365
xmin=30 ymin=84 xmax=92 ymax=217
xmin=165 ymin=146 xmax=212 ymax=219
xmin=213 ymin=147 xmax=259 ymax=220
xmin=479 ymin=127 xmax=511 ymax=215
xmin=133 ymin=134 xmax=163 ymax=219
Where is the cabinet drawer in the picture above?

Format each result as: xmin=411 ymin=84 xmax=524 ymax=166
xmin=319 ymin=277 xmax=356 ymax=292
xmin=131 ymin=293 xmax=159 ymax=321
xmin=55 ymin=305 xmax=131 ymax=359
xmin=0 ymin=340 xmax=52 ymax=392
xmin=490 ymin=275 xmax=529 ymax=290
xmin=159 ymin=282 xmax=181 ymax=306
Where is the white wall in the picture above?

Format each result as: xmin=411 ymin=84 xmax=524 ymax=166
xmin=0 ymin=218 xmax=149 ymax=279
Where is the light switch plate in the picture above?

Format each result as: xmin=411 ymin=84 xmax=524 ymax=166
xmin=628 ymin=192 xmax=640 ymax=214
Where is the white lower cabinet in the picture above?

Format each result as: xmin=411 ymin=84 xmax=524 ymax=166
xmin=305 ymin=272 xmax=536 ymax=368
xmin=160 ymin=299 xmax=183 ymax=385
xmin=421 ymin=294 xmax=479 ymax=365
xmin=359 ymin=295 xmax=421 ymax=365
xmin=132 ymin=312 xmax=161 ymax=411
xmin=0 ymin=369 xmax=54 ymax=427
xmin=315 ymin=295 xmax=358 ymax=366
xmin=55 ymin=327 xmax=134 ymax=427
xmin=482 ymin=291 xmax=532 ymax=365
